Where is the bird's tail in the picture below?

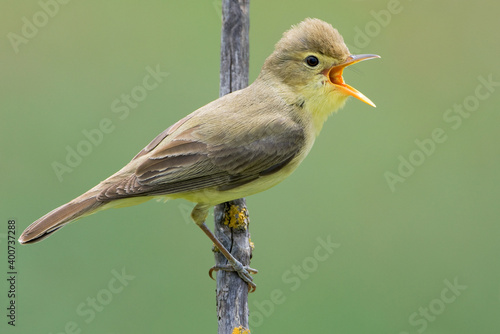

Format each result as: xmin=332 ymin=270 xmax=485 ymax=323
xmin=18 ymin=193 xmax=106 ymax=244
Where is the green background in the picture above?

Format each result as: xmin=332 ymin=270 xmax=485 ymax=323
xmin=1 ymin=0 xmax=499 ymax=333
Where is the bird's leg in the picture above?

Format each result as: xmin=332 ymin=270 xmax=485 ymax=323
xmin=191 ymin=204 xmax=258 ymax=292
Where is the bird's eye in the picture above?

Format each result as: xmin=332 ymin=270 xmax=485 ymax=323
xmin=305 ymin=55 xmax=319 ymax=67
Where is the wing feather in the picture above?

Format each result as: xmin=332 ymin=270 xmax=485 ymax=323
xmin=98 ymin=111 xmax=305 ymax=201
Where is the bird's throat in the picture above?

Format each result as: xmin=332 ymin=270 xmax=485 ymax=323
xmin=308 ymin=89 xmax=349 ymax=136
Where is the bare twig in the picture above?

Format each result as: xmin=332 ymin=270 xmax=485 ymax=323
xmin=214 ymin=1 xmax=251 ymax=333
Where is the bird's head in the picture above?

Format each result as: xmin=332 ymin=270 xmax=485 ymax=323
xmin=261 ymin=18 xmax=379 ymax=120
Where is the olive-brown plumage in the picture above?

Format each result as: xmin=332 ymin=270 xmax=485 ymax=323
xmin=19 ymin=18 xmax=379 ymax=287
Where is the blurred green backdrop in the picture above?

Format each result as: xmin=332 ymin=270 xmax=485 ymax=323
xmin=1 ymin=1 xmax=499 ymax=333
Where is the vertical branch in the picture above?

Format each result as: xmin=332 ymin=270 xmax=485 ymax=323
xmin=215 ymin=1 xmax=251 ymax=334
xmin=219 ymin=0 xmax=249 ymax=97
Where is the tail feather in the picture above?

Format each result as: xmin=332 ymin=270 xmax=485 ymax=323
xmin=18 ymin=196 xmax=105 ymax=244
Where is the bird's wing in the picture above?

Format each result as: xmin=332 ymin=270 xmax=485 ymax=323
xmin=97 ymin=112 xmax=305 ymax=200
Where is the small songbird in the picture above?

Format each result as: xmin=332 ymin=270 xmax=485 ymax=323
xmin=19 ymin=18 xmax=379 ymax=288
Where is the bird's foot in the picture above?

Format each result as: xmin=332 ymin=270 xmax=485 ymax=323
xmin=209 ymin=261 xmax=258 ymax=292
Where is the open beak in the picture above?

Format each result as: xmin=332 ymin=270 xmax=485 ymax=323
xmin=326 ymin=54 xmax=380 ymax=107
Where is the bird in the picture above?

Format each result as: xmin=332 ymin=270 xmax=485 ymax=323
xmin=18 ymin=18 xmax=379 ymax=290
